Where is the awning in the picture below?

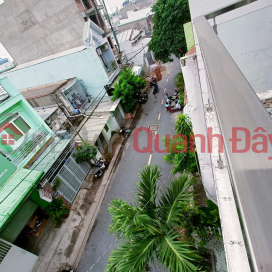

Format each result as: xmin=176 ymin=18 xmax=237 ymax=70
xmin=0 ymin=199 xmax=38 ymax=243
xmin=75 ymin=115 xmax=111 ymax=144
xmin=0 ymin=168 xmax=44 ymax=231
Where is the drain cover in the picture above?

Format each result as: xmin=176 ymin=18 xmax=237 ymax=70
xmin=148 ymin=124 xmax=160 ymax=131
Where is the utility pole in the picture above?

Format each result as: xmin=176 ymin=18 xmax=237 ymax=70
xmin=100 ymin=0 xmax=121 ymax=56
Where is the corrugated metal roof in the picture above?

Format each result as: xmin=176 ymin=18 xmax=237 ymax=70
xmin=130 ymin=37 xmax=151 ymax=66
xmin=119 ymin=7 xmax=153 ymax=26
xmin=116 ymin=29 xmax=133 ymax=43
xmin=75 ymin=115 xmax=111 ymax=144
xmin=20 ymin=78 xmax=76 ymax=100
xmin=86 ymin=97 xmax=120 ymax=115
xmin=0 ymin=168 xmax=43 ymax=230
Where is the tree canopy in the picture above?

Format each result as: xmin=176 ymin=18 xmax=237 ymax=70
xmin=163 ymin=114 xmax=197 ymax=175
xmin=112 ymin=68 xmax=146 ymax=113
xmin=149 ymin=0 xmax=191 ymax=63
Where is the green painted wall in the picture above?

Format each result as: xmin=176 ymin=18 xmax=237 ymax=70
xmin=0 ymin=154 xmax=17 ymax=186
xmin=183 ymin=22 xmax=195 ymax=51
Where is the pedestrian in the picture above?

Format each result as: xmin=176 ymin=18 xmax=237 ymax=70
xmin=165 ymin=93 xmax=169 ymax=99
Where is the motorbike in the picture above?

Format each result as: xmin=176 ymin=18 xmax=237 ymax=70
xmin=152 ymin=84 xmax=159 ymax=95
xmin=138 ymin=93 xmax=148 ymax=104
xmin=149 ymin=77 xmax=159 ymax=95
xmin=94 ymin=157 xmax=108 ymax=178
xmin=94 ymin=168 xmax=104 ymax=178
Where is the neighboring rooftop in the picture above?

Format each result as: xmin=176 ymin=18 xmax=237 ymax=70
xmin=20 ymin=79 xmax=74 ymax=99
xmin=86 ymin=97 xmax=120 ymax=115
xmin=116 ymin=29 xmax=142 ymax=43
xmin=119 ymin=7 xmax=153 ymax=26
xmin=0 ymin=46 xmax=86 ymax=73
xmin=75 ymin=114 xmax=111 ymax=144
xmin=129 ymin=37 xmax=151 ymax=66
xmin=35 ymin=106 xmax=59 ymax=121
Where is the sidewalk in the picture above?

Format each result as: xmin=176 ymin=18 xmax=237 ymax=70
xmin=32 ymin=104 xmax=139 ymax=272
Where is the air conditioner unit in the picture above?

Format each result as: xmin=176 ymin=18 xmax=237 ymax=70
xmin=97 ymin=48 xmax=102 ymax=55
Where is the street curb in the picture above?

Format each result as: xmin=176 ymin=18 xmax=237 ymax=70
xmin=68 ymin=103 xmax=140 ymax=270
xmin=68 ymin=142 xmax=123 ymax=269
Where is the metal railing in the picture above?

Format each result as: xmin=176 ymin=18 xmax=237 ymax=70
xmin=6 ymin=125 xmax=52 ymax=166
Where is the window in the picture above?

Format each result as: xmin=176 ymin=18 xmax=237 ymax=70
xmin=0 ymin=85 xmax=10 ymax=105
xmin=104 ymin=124 xmax=109 ymax=132
xmin=1 ymin=115 xmax=31 ymax=143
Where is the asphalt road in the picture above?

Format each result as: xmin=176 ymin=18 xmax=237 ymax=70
xmin=77 ymin=57 xmax=182 ymax=272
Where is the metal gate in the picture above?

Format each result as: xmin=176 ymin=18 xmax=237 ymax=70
xmin=52 ymin=152 xmax=91 ymax=203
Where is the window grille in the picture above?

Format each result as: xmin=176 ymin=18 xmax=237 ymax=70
xmin=0 ymin=85 xmax=10 ymax=105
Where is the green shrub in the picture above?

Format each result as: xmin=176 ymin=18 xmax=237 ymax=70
xmin=46 ymin=197 xmax=68 ymax=223
xmin=111 ymin=68 xmax=146 ymax=113
xmin=175 ymin=71 xmax=185 ymax=91
xmin=75 ymin=142 xmax=98 ymax=163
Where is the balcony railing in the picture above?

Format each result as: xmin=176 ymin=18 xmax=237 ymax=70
xmin=194 ymin=15 xmax=272 ymax=272
xmin=6 ymin=125 xmax=52 ymax=166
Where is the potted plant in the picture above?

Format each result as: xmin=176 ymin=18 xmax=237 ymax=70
xmin=75 ymin=142 xmax=98 ymax=163
xmin=52 ymin=177 xmax=62 ymax=192
xmin=46 ymin=197 xmax=69 ymax=223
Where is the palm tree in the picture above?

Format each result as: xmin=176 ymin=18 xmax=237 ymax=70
xmin=106 ymin=165 xmax=206 ymax=272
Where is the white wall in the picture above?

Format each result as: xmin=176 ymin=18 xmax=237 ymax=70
xmin=216 ymin=3 xmax=272 ymax=93
xmin=0 ymin=0 xmax=84 ymax=65
xmin=0 ymin=239 xmax=38 ymax=272
xmin=189 ymin=0 xmax=272 ymax=93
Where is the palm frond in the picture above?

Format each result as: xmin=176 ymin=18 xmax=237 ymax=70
xmin=136 ymin=165 xmax=162 ymax=218
xmin=159 ymin=174 xmax=195 ymax=226
xmin=156 ymin=233 xmax=204 ymax=272
xmin=105 ymin=237 xmax=158 ymax=272
xmin=108 ymin=199 xmax=142 ymax=239
xmin=133 ymin=214 xmax=164 ymax=236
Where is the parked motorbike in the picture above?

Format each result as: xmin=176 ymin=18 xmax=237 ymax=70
xmin=93 ymin=157 xmax=108 ymax=178
xmin=97 ymin=157 xmax=108 ymax=169
xmin=94 ymin=168 xmax=104 ymax=178
xmin=138 ymin=93 xmax=148 ymax=104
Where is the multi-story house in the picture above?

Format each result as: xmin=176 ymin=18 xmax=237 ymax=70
xmin=182 ymin=0 xmax=272 ymax=271
xmin=0 ymin=77 xmax=52 ymax=272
